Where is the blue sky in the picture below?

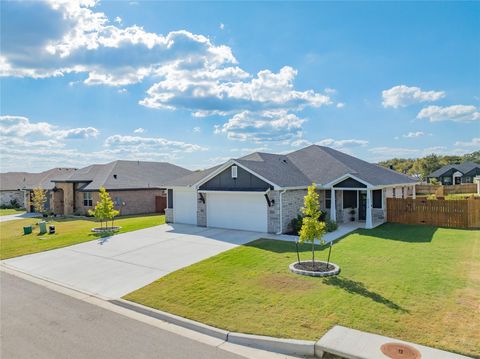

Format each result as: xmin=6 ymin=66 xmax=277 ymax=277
xmin=1 ymin=0 xmax=479 ymax=172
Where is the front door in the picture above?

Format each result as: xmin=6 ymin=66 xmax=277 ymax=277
xmin=358 ymin=191 xmax=367 ymax=220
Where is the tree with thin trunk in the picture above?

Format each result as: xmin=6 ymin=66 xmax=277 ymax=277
xmin=89 ymin=187 xmax=119 ymax=230
xmin=31 ymin=188 xmax=47 ymax=214
xmin=298 ymin=183 xmax=326 ymax=269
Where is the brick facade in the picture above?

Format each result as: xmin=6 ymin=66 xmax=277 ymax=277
xmin=52 ymin=183 xmax=166 ymax=216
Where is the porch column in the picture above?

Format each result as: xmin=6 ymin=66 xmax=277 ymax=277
xmin=412 ymin=184 xmax=416 ymax=199
xmin=366 ymin=189 xmax=373 ymax=229
xmin=330 ymin=188 xmax=336 ymax=222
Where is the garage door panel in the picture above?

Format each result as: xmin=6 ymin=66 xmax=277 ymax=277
xmin=174 ymin=190 xmax=197 ymax=225
xmin=207 ymin=192 xmax=267 ymax=232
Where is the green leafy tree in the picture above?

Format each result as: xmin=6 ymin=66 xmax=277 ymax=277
xmin=298 ymin=183 xmax=326 ymax=267
xmin=88 ymin=187 xmax=120 ymax=229
xmin=31 ymin=188 xmax=47 ymax=214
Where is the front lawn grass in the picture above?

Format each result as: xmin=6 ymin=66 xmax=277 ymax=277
xmin=125 ymin=224 xmax=480 ymax=357
xmin=0 ymin=208 xmax=25 ymax=216
xmin=0 ymin=214 xmax=165 ymax=260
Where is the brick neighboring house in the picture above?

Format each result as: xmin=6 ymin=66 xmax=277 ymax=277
xmin=51 ymin=160 xmax=191 ymax=216
xmin=164 ymin=145 xmax=419 ymax=234
xmin=0 ymin=168 xmax=76 ymax=211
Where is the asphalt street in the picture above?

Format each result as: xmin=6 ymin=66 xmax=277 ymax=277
xmin=0 ymin=272 xmax=244 ymax=359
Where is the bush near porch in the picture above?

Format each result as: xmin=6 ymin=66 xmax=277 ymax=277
xmin=125 ymin=224 xmax=480 ymax=358
xmin=0 ymin=214 xmax=165 ymax=260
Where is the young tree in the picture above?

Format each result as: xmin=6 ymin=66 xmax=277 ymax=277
xmin=88 ymin=187 xmax=119 ymax=229
xmin=299 ymin=183 xmax=326 ymax=268
xmin=31 ymin=188 xmax=47 ymax=214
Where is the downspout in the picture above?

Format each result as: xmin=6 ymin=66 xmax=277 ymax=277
xmin=276 ymin=190 xmax=287 ymax=234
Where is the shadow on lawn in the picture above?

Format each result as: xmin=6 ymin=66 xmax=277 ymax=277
xmin=357 ymin=223 xmax=437 ymax=243
xmin=323 ymin=276 xmax=408 ymax=313
xmin=246 ymin=238 xmax=330 ymax=254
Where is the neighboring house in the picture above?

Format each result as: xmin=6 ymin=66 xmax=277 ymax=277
xmin=51 ymin=160 xmax=191 ymax=216
xmin=427 ymin=162 xmax=480 ymax=185
xmin=164 ymin=145 xmax=418 ymax=234
xmin=0 ymin=168 xmax=76 ymax=210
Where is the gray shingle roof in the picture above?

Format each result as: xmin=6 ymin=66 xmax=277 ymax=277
xmin=0 ymin=168 xmax=76 ymax=191
xmin=428 ymin=162 xmax=480 ymax=177
xmin=167 ymin=145 xmax=417 ymax=188
xmin=52 ymin=160 xmax=191 ymax=191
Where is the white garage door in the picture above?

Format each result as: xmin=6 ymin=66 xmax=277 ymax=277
xmin=173 ymin=189 xmax=197 ymax=225
xmin=206 ymin=192 xmax=268 ymax=232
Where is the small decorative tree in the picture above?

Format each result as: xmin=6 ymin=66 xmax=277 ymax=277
xmin=298 ymin=183 xmax=326 ymax=269
xmin=31 ymin=188 xmax=47 ymax=214
xmin=88 ymin=187 xmax=119 ymax=230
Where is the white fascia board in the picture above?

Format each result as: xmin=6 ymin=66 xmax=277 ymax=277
xmin=193 ymin=159 xmax=281 ymax=190
xmin=198 ymin=190 xmax=269 ymax=195
xmin=324 ymin=173 xmax=373 ymax=189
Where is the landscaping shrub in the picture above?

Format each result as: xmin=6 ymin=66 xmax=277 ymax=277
xmin=325 ymin=220 xmax=338 ymax=232
xmin=289 ymin=211 xmax=337 ymax=235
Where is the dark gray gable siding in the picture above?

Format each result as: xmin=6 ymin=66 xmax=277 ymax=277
xmin=333 ymin=177 xmax=367 ymax=188
xmin=199 ymin=165 xmax=271 ymax=191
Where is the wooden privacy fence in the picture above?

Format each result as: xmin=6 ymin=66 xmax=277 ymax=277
xmin=387 ymin=197 xmax=480 ymax=228
xmin=416 ymin=183 xmax=478 ymax=196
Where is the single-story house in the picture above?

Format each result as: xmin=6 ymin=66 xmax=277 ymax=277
xmin=163 ymin=145 xmax=419 ymax=233
xmin=0 ymin=168 xmax=76 ymax=210
xmin=427 ymin=162 xmax=480 ymax=185
xmin=51 ymin=160 xmax=191 ymax=216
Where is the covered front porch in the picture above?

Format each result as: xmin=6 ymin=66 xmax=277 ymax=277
xmin=326 ymin=176 xmax=387 ymax=229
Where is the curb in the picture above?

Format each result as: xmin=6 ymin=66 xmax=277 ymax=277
xmin=111 ymin=299 xmax=229 ymax=341
xmin=228 ymin=332 xmax=315 ymax=357
xmin=111 ymin=299 xmax=316 ymax=357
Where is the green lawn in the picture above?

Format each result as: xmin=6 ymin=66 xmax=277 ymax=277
xmin=0 ymin=208 xmax=25 ymax=216
xmin=125 ymin=224 xmax=480 ymax=357
xmin=0 ymin=214 xmax=165 ymax=260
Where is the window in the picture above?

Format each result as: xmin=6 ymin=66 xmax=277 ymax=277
xmin=114 ymin=197 xmax=122 ymax=206
xmin=392 ymin=188 xmax=396 ymax=198
xmin=325 ymin=190 xmax=331 ymax=208
xmin=464 ymin=177 xmax=471 ymax=183
xmin=343 ymin=190 xmax=357 ymax=209
xmin=83 ymin=192 xmax=93 ymax=207
xmin=401 ymin=187 xmax=405 ymax=199
xmin=443 ymin=177 xmax=452 ymax=184
xmin=231 ymin=165 xmax=238 ymax=179
xmin=167 ymin=189 xmax=173 ymax=209
xmin=373 ymin=190 xmax=382 ymax=208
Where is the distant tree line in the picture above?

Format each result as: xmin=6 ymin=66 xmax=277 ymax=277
xmin=378 ymin=150 xmax=480 ymax=180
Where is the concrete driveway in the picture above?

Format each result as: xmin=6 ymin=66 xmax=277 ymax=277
xmin=2 ymin=224 xmax=266 ymax=299
xmin=0 ymin=212 xmax=39 ymax=222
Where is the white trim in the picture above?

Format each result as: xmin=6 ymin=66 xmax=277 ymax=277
xmin=192 ymin=159 xmax=281 ymax=190
xmin=198 ymin=190 xmax=268 ymax=195
xmin=324 ymin=173 xmax=373 ymax=189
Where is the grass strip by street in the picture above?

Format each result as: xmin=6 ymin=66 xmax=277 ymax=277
xmin=0 ymin=214 xmax=165 ymax=260
xmin=125 ymin=223 xmax=480 ymax=358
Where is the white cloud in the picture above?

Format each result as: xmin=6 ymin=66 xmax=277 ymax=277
xmin=324 ymin=88 xmax=336 ymax=94
xmin=1 ymin=1 xmax=333 ymax=146
xmin=219 ymin=23 xmax=225 ymax=30
xmin=0 ymin=115 xmax=98 ymax=139
xmin=1 ymin=1 xmax=237 ymax=86
xmin=382 ymin=85 xmax=445 ymax=108
xmin=402 ymin=131 xmax=425 ymax=138
xmin=454 ymin=137 xmax=480 ymax=147
xmin=336 ymin=102 xmax=345 ymax=108
xmin=133 ymin=127 xmax=145 ymax=134
xmin=114 ymin=16 xmax=122 ymax=24
xmin=214 ymin=111 xmax=304 ymax=143
xmin=104 ymin=134 xmax=207 ymax=153
xmin=417 ymin=105 xmax=480 ymax=122
xmin=140 ymin=65 xmax=331 ymax=116
xmin=193 ymin=126 xmax=201 ymax=133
